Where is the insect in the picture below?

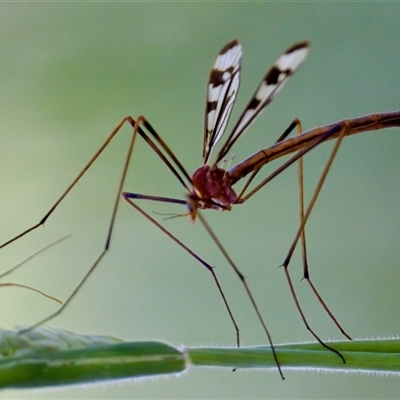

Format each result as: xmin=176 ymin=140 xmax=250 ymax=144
xmin=2 ymin=39 xmax=400 ymax=378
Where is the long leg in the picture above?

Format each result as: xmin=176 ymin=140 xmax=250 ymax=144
xmin=283 ymin=122 xmax=351 ymax=334
xmin=4 ymin=114 xmax=194 ymax=328
xmin=122 ymin=191 xmax=287 ymax=376
xmin=234 ymin=123 xmax=351 ymax=355
xmin=295 ymin=127 xmax=352 ymax=341
xmin=1 ymin=117 xmax=133 ymax=250
xmin=123 ymin=186 xmax=290 ymax=377
xmin=18 ymin=117 xmax=139 ymax=332
xmin=17 ymin=115 xmax=194 ymax=333
xmin=255 ymin=121 xmax=348 ymax=342
xmin=124 ymin=193 xmax=284 ymax=379
xmin=270 ymin=123 xmax=352 ymax=350
xmin=1 ymin=112 xmax=193 ymax=251
xmin=294 ymin=120 xmax=309 ymax=280
xmin=293 ymin=122 xmax=349 ymax=336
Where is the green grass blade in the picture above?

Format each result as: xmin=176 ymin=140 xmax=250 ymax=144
xmin=0 ymin=328 xmax=184 ymax=388
xmin=0 ymin=327 xmax=399 ymax=389
xmin=189 ymin=339 xmax=400 ymax=372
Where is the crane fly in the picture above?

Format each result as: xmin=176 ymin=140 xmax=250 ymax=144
xmin=2 ymin=39 xmax=400 ymax=379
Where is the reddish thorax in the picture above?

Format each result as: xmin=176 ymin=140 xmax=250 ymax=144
xmin=189 ymin=165 xmax=237 ymax=222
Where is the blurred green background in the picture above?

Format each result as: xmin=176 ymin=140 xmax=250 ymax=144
xmin=1 ymin=3 xmax=400 ymax=399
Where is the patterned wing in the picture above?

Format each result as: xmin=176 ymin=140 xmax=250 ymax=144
xmin=203 ymin=40 xmax=242 ymax=165
xmin=215 ymin=41 xmax=309 ymax=163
